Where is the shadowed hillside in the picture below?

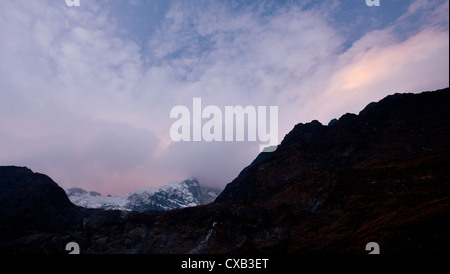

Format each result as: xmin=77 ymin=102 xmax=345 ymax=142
xmin=1 ymin=88 xmax=448 ymax=254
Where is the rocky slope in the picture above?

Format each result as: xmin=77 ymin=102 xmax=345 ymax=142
xmin=0 ymin=167 xmax=85 ymax=252
xmin=212 ymin=88 xmax=449 ymax=253
xmin=0 ymin=88 xmax=448 ymax=254
xmin=65 ymin=179 xmax=220 ymax=211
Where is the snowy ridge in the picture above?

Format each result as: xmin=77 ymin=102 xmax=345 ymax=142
xmin=66 ymin=178 xmax=220 ymax=211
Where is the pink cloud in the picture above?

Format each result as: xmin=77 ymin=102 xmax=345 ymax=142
xmin=307 ymin=28 xmax=449 ymax=124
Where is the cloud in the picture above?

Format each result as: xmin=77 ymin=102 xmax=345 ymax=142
xmin=85 ymin=123 xmax=158 ymax=171
xmin=0 ymin=0 xmax=154 ymax=193
xmin=0 ymin=0 xmax=448 ymax=194
xmin=141 ymin=1 xmax=342 ymax=135
xmin=304 ymin=3 xmax=450 ymax=124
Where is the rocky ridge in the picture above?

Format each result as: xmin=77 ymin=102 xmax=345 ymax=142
xmin=0 ymin=88 xmax=448 ymax=254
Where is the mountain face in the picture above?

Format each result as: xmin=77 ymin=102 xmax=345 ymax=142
xmin=210 ymin=88 xmax=449 ymax=253
xmin=65 ymin=179 xmax=220 ymax=211
xmin=0 ymin=88 xmax=448 ymax=254
xmin=0 ymin=166 xmax=84 ymax=247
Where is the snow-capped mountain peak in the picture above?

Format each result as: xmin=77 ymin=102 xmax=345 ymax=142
xmin=66 ymin=178 xmax=220 ymax=211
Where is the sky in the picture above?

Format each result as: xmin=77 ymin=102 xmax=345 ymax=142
xmin=0 ymin=0 xmax=448 ymax=194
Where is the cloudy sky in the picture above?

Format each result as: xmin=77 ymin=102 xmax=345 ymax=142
xmin=0 ymin=0 xmax=448 ymax=194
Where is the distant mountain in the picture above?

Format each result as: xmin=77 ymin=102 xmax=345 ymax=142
xmin=66 ymin=178 xmax=220 ymax=211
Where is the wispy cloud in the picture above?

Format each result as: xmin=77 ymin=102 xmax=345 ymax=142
xmin=0 ymin=0 xmax=448 ymax=194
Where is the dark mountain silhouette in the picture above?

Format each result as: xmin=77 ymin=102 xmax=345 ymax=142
xmin=0 ymin=167 xmax=86 ymax=253
xmin=0 ymin=88 xmax=448 ymax=254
